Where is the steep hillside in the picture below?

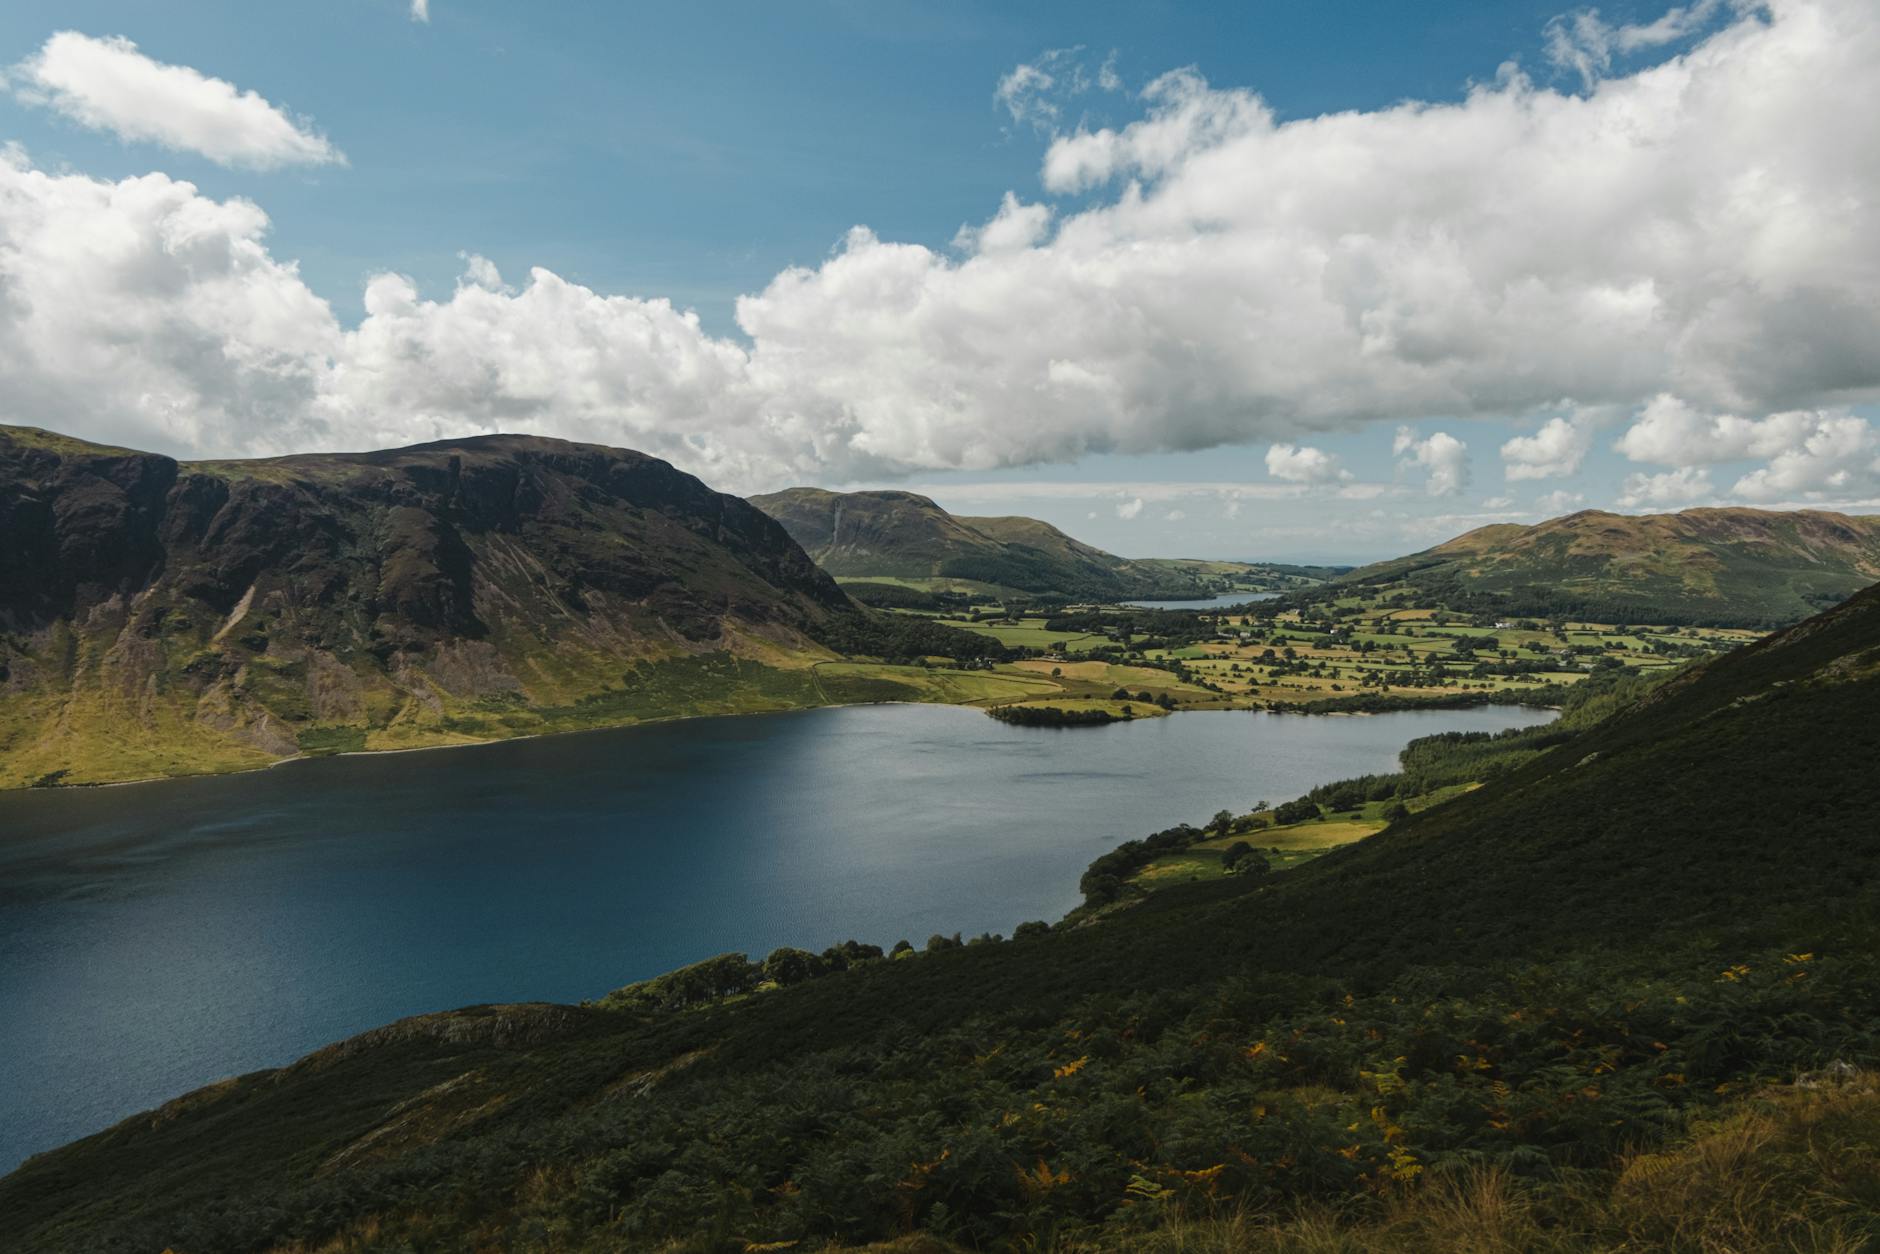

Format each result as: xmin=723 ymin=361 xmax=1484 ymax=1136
xmin=750 ymin=487 xmax=1291 ymax=600
xmin=1336 ymin=507 xmax=1880 ymax=626
xmin=749 ymin=488 xmax=1011 ymax=581
xmin=8 ymin=582 xmax=1878 ymax=1251
xmin=0 ymin=426 xmax=955 ymax=788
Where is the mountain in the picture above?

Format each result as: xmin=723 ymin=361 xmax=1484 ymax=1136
xmin=9 ymin=579 xmax=1877 ymax=1249
xmin=0 ymin=425 xmax=934 ymax=789
xmin=1336 ymin=506 xmax=1880 ymax=626
xmin=749 ymin=486 xmax=1293 ymax=600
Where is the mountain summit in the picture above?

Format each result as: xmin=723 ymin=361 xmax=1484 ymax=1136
xmin=750 ymin=486 xmax=1218 ymax=600
xmin=0 ymin=426 xmax=862 ymax=787
xmin=1338 ymin=506 xmax=1880 ymax=626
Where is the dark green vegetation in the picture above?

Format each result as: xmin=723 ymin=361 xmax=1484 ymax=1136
xmin=7 ymin=575 xmax=1880 ymax=1250
xmin=749 ymin=486 xmax=1319 ymax=602
xmin=1104 ymin=669 xmax=1666 ymax=904
xmin=0 ymin=425 xmax=1012 ymax=788
xmin=1326 ymin=507 xmax=1880 ymax=628
xmin=985 ymin=702 xmax=1128 ymax=727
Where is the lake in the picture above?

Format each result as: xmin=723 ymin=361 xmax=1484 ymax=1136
xmin=0 ymin=701 xmax=1555 ymax=1170
xmin=1121 ymin=591 xmax=1282 ymax=610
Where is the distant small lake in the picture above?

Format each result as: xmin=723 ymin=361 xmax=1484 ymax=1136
xmin=0 ymin=702 xmax=1554 ymax=1171
xmin=1121 ymin=591 xmax=1283 ymax=610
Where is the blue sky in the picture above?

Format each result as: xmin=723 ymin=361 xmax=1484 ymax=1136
xmin=0 ymin=2 xmax=1577 ymax=325
xmin=0 ymin=0 xmax=1875 ymax=562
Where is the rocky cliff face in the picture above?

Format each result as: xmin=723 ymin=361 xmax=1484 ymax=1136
xmin=0 ymin=427 xmax=855 ymax=786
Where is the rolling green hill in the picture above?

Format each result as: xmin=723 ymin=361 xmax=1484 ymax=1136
xmin=1334 ymin=507 xmax=1880 ymax=627
xmin=0 ymin=426 xmax=1006 ymax=789
xmin=8 ymin=578 xmax=1878 ymax=1250
xmin=749 ymin=487 xmax=1316 ymax=601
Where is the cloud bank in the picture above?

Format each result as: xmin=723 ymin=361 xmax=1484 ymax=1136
xmin=0 ymin=1 xmax=1876 ymax=501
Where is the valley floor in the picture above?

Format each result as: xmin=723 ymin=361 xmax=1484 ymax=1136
xmin=5 ymin=589 xmax=1754 ymax=793
xmin=4 ymin=578 xmax=1878 ymax=1252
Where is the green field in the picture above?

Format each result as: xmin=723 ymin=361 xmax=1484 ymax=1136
xmin=934 ymin=615 xmax=1112 ymax=653
xmin=925 ymin=592 xmax=1758 ymax=717
xmin=834 ymin=574 xmax=1023 ymax=598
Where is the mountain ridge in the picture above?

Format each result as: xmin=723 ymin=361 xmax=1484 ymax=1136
xmin=750 ymin=485 xmax=1300 ymax=601
xmin=1334 ymin=505 xmax=1880 ymax=626
xmin=0 ymin=426 xmax=880 ymax=788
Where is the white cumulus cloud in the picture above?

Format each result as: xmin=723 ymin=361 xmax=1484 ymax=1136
xmin=0 ymin=0 xmax=1878 ymax=501
xmin=1264 ymin=442 xmax=1351 ymax=485
xmin=1618 ymin=466 xmax=1715 ymax=508
xmin=1730 ymin=413 xmax=1878 ymax=500
xmin=1614 ymin=394 xmax=1879 ymax=501
xmin=953 ymin=192 xmax=1052 ymax=254
xmin=8 ymin=32 xmax=343 ymax=169
xmin=1615 ymin=394 xmax=1818 ymax=464
xmin=1500 ymin=415 xmax=1592 ymax=480
xmin=1395 ymin=428 xmax=1471 ymax=496
xmin=1115 ymin=496 xmax=1145 ymax=520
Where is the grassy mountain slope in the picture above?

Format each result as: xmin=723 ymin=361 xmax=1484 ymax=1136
xmin=1337 ymin=507 xmax=1880 ymax=626
xmin=7 ymin=582 xmax=1878 ymax=1250
xmin=0 ymin=426 xmax=991 ymax=788
xmin=750 ymin=487 xmax=1294 ymax=600
xmin=747 ymin=488 xmax=1003 ymax=581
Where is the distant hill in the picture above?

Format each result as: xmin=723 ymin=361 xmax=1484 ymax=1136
xmin=0 ymin=426 xmax=990 ymax=788
xmin=10 ymin=555 xmax=1878 ymax=1249
xmin=749 ymin=486 xmax=1320 ymax=600
xmin=1336 ymin=507 xmax=1880 ymax=626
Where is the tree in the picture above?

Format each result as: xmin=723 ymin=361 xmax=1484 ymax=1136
xmin=762 ymin=947 xmax=821 ymax=987
xmin=1209 ymin=809 xmax=1235 ymax=834
xmin=821 ymin=940 xmax=883 ymax=970
xmin=1382 ymin=800 xmax=1411 ymax=824
xmin=1274 ymin=797 xmax=1319 ymax=825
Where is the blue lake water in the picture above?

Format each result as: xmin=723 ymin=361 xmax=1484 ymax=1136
xmin=1120 ymin=591 xmax=1282 ymax=610
xmin=0 ymin=701 xmax=1555 ymax=1171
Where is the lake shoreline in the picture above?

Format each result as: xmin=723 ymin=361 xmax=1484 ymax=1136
xmin=7 ymin=687 xmax=1560 ymax=799
xmin=6 ymin=695 xmax=958 ymax=797
xmin=0 ymin=701 xmax=1560 ymax=1171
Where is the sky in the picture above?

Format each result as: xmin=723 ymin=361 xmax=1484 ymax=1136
xmin=0 ymin=1 xmax=1875 ymax=562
